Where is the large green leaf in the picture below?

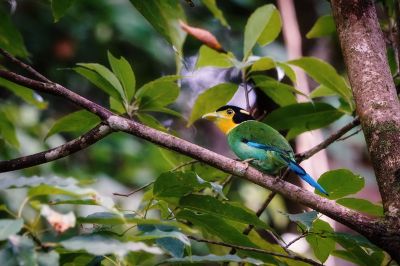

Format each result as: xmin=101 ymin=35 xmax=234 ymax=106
xmin=0 ymin=78 xmax=47 ymax=109
xmin=61 ymin=235 xmax=162 ymax=256
xmin=153 ymin=172 xmax=209 ymax=200
xmin=336 ymin=198 xmax=383 ymax=216
xmin=263 ymin=102 xmax=344 ymax=140
xmin=51 ymin=0 xmax=76 ymax=22
xmin=74 ymin=65 xmax=123 ymax=102
xmin=0 ymin=8 xmax=28 ymax=58
xmin=306 ymin=15 xmax=336 ymax=39
xmin=179 ymin=195 xmax=268 ymax=229
xmin=288 ymin=57 xmax=353 ymax=109
xmin=107 ymin=51 xmax=136 ymax=102
xmin=0 ymin=175 xmax=78 ymax=190
xmin=165 ymin=254 xmax=263 ymax=265
xmin=196 ymin=45 xmax=234 ymax=69
xmin=0 ymin=111 xmax=19 ymax=148
xmin=333 ymin=234 xmax=385 ymax=266
xmin=317 ymin=169 xmax=365 ymax=199
xmin=129 ymin=0 xmax=186 ymax=55
xmin=45 ymin=110 xmax=100 ymax=139
xmin=243 ymin=4 xmax=281 ymax=59
xmin=310 ymin=85 xmax=336 ymax=98
xmin=201 ymin=0 xmax=229 ymax=27
xmin=0 ymin=219 xmax=23 ymax=240
xmin=188 ymin=83 xmax=238 ymax=126
xmin=176 ymin=210 xmax=279 ymax=264
xmin=306 ymin=219 xmax=335 ymax=263
xmin=0 ymin=236 xmax=36 ymax=266
xmin=249 ymin=57 xmax=275 ymax=72
xmin=135 ymin=76 xmax=180 ymax=109
xmin=253 ymin=76 xmax=299 ymax=106
xmin=282 ymin=211 xmax=318 ymax=230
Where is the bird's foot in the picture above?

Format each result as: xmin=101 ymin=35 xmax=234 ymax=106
xmin=241 ymin=158 xmax=255 ymax=170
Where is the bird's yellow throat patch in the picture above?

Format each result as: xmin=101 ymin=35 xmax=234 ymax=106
xmin=214 ymin=119 xmax=238 ymax=134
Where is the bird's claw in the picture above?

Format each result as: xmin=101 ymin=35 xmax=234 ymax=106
xmin=241 ymin=158 xmax=255 ymax=170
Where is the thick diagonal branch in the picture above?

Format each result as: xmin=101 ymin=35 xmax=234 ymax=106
xmin=0 ymin=123 xmax=113 ymax=172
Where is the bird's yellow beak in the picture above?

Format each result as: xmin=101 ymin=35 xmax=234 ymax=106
xmin=202 ymin=112 xmax=220 ymax=121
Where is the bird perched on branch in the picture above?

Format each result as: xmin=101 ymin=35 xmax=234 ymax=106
xmin=202 ymin=105 xmax=328 ymax=195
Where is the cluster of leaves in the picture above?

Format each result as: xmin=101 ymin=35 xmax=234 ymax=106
xmin=0 ymin=0 xmax=393 ymax=265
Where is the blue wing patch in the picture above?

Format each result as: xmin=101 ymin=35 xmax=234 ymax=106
xmin=244 ymin=140 xmax=291 ymax=158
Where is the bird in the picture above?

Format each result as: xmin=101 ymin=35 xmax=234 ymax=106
xmin=202 ymin=105 xmax=328 ymax=195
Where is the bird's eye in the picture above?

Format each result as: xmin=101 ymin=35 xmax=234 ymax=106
xmin=226 ymin=109 xmax=234 ymax=115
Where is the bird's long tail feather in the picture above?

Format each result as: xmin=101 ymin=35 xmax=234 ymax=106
xmin=288 ymin=160 xmax=329 ymax=196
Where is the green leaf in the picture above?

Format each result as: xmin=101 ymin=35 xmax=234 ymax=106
xmin=180 ymin=195 xmax=268 ymax=229
xmin=249 ymin=57 xmax=275 ymax=72
xmin=45 ymin=110 xmax=100 ymax=139
xmin=0 ymin=8 xmax=28 ymax=58
xmin=263 ymin=102 xmax=344 ymax=140
xmin=51 ymin=0 xmax=75 ymax=22
xmin=336 ymin=198 xmax=383 ymax=216
xmin=110 ymin=97 xmax=126 ymax=114
xmin=201 ymin=0 xmax=229 ymax=27
xmin=107 ymin=51 xmax=136 ymax=102
xmin=306 ymin=219 xmax=335 ymax=263
xmin=78 ymin=212 xmax=193 ymax=233
xmin=37 ymin=251 xmax=60 ymax=266
xmin=74 ymin=66 xmax=123 ymax=101
xmin=317 ymin=169 xmax=365 ymax=199
xmin=253 ymin=76 xmax=299 ymax=106
xmin=282 ymin=211 xmax=318 ymax=230
xmin=136 ymin=113 xmax=167 ymax=132
xmin=165 ymin=254 xmax=264 ymax=265
xmin=153 ymin=172 xmax=209 ymax=200
xmin=0 ymin=175 xmax=78 ymax=190
xmin=135 ymin=76 xmax=180 ymax=109
xmin=0 ymin=219 xmax=23 ymax=240
xmin=310 ymin=85 xmax=336 ymax=98
xmin=276 ymin=62 xmax=297 ymax=84
xmin=243 ymin=4 xmax=281 ymax=59
xmin=0 ymin=78 xmax=47 ymax=109
xmin=141 ymin=107 xmax=183 ymax=118
xmin=129 ymin=0 xmax=186 ymax=56
xmin=196 ymin=45 xmax=234 ymax=69
xmin=288 ymin=57 xmax=353 ymax=109
xmin=0 ymin=236 xmax=36 ymax=266
xmin=0 ymin=111 xmax=19 ymax=148
xmin=176 ymin=210 xmax=279 ymax=264
xmin=61 ymin=235 xmax=162 ymax=256
xmin=188 ymin=83 xmax=238 ymax=126
xmin=333 ymin=234 xmax=385 ymax=266
xmin=306 ymin=15 xmax=336 ymax=39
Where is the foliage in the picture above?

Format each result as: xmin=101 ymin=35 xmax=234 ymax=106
xmin=0 ymin=1 xmax=392 ymax=265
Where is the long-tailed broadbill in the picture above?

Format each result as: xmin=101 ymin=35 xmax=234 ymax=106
xmin=202 ymin=105 xmax=328 ymax=195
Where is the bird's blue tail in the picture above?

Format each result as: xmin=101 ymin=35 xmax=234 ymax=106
xmin=288 ymin=160 xmax=329 ymax=196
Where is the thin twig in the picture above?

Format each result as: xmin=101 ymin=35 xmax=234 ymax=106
xmin=0 ymin=48 xmax=51 ymax=83
xmin=285 ymin=232 xmax=308 ymax=248
xmin=171 ymin=160 xmax=198 ymax=171
xmin=188 ymin=235 xmax=323 ymax=266
xmin=0 ymin=123 xmax=113 ymax=172
xmin=296 ymin=118 xmax=360 ymax=161
xmin=337 ymin=128 xmax=362 ymax=141
xmin=242 ymin=71 xmax=250 ymax=111
xmin=113 ymin=182 xmax=153 ymax=197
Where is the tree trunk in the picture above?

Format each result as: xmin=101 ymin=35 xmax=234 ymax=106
xmin=331 ymin=0 xmax=400 ymax=261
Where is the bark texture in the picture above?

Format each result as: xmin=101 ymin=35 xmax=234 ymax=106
xmin=331 ymin=0 xmax=400 ymax=261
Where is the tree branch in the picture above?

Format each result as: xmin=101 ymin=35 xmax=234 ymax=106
xmin=0 ymin=70 xmax=113 ymax=120
xmin=296 ymin=118 xmax=360 ymax=161
xmin=0 ymin=48 xmax=51 ymax=83
xmin=188 ymin=235 xmax=323 ymax=266
xmin=0 ymin=123 xmax=113 ymax=172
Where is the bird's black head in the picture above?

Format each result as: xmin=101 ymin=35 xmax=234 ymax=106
xmin=202 ymin=105 xmax=254 ymax=134
xmin=216 ymin=105 xmax=255 ymax=124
